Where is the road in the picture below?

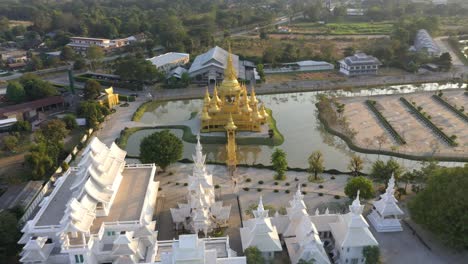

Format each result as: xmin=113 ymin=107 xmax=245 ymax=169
xmin=146 ymin=66 xmax=468 ymax=102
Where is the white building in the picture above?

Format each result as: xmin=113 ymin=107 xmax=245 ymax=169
xmin=18 ymin=137 xmax=160 ymax=264
xmin=409 ymin=29 xmax=441 ymax=57
xmin=368 ymin=174 xmax=404 ymax=232
xmin=240 ymin=197 xmax=282 ymax=259
xmin=146 ymin=52 xmax=190 ymax=73
xmin=339 ymin=53 xmax=381 ymax=76
xmin=155 ymin=234 xmax=246 ymax=264
xmin=264 ymin=60 xmax=334 ymax=74
xmin=273 ymin=187 xmax=330 ymax=264
xmin=170 ymin=136 xmax=231 ymax=237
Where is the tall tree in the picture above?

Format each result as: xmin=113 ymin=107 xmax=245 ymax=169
xmin=244 ymin=246 xmax=265 ymax=264
xmin=308 ymin=150 xmax=324 ymax=180
xmin=87 ymin=45 xmax=104 ymax=71
xmin=344 ymin=176 xmax=375 ymax=200
xmin=6 ymin=81 xmax=25 ymax=103
xmin=271 ymin=148 xmax=288 ymax=180
xmin=19 ymin=73 xmax=58 ymax=101
xmin=348 ymin=154 xmax=364 ymax=176
xmin=60 ymin=45 xmax=75 ymax=61
xmin=409 ymin=165 xmax=468 ymax=249
xmin=84 ymin=79 xmax=102 ymax=100
xmin=139 ymin=130 xmax=183 ymax=171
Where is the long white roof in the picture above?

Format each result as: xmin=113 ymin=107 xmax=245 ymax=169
xmin=147 ymin=52 xmax=189 ymax=68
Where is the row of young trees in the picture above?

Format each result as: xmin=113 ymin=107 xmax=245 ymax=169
xmin=6 ymin=74 xmax=58 ymax=103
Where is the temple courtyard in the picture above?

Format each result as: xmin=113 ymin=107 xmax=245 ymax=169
xmin=148 ymin=162 xmax=467 ymax=264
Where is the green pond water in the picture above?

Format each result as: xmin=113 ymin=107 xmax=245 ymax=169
xmin=126 ymin=83 xmax=467 ymax=171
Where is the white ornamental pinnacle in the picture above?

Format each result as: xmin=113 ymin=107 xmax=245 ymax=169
xmin=350 ymin=190 xmax=363 ymax=215
xmin=315 ymin=208 xmax=320 ymax=216
xmin=325 ymin=208 xmax=329 ymax=215
xmin=386 ymin=173 xmax=396 ymax=195
xmin=253 ymin=196 xmax=269 ymax=219
xmin=192 ymin=134 xmax=206 ymax=167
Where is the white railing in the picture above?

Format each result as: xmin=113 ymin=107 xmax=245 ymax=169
xmin=124 ymin=163 xmax=156 ymax=169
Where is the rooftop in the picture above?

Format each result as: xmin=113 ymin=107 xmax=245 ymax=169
xmin=146 ymin=52 xmax=189 ymax=68
xmin=90 ymin=166 xmax=154 ymax=233
xmin=0 ymin=96 xmax=64 ymax=116
xmin=340 ymin=53 xmax=381 ymax=66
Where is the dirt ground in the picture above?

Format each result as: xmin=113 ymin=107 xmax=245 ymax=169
xmin=337 ymin=90 xmax=467 ymax=157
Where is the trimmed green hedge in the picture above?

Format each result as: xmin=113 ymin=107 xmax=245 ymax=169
xmin=432 ymin=95 xmax=468 ymax=122
xmin=118 ymin=94 xmax=136 ymax=102
xmin=366 ymin=100 xmax=406 ymax=145
xmin=74 ymin=75 xmax=142 ymax=90
xmin=400 ymin=97 xmax=458 ymax=147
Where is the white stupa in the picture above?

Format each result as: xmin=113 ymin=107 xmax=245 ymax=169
xmin=368 ymin=174 xmax=404 ymax=232
xmin=170 ymin=135 xmax=231 ymax=236
xmin=279 ymin=186 xmax=331 ymax=264
xmin=240 ymin=196 xmax=282 ymax=258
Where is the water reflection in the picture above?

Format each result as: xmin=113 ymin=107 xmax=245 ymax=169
xmin=127 ymin=83 xmax=466 ymax=171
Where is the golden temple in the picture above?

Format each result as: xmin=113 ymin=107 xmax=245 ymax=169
xmin=200 ymin=49 xmax=268 ymax=133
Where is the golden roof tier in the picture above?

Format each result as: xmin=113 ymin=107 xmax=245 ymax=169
xmin=218 ymin=48 xmax=242 ymax=96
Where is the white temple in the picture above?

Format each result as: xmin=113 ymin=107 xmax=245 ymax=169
xmin=368 ymin=174 xmax=404 ymax=232
xmin=18 ymin=137 xmax=159 ymax=264
xmin=170 ymin=135 xmax=231 ymax=237
xmin=155 ymin=234 xmax=246 ymax=264
xmin=273 ymin=186 xmax=330 ymax=264
xmin=240 ymin=196 xmax=282 ymax=259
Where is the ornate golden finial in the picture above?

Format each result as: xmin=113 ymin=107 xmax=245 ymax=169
xmin=213 ymin=86 xmax=222 ymax=104
xmin=201 ymin=106 xmax=211 ymax=121
xmin=250 ymin=86 xmax=258 ymax=105
xmin=204 ymin=88 xmax=211 ymax=104
xmin=225 ymin=114 xmax=237 ymax=130
xmin=224 ymin=45 xmax=237 ymax=81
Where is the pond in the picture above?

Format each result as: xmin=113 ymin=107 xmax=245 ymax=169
xmin=126 ymin=83 xmax=466 ymax=172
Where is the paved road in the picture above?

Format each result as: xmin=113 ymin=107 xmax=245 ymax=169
xmin=148 ymin=66 xmax=468 ymax=102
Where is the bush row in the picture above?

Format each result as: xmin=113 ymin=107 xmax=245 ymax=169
xmin=118 ymin=94 xmax=136 ymax=102
xmin=74 ymin=75 xmax=142 ymax=91
xmin=366 ymin=100 xmax=406 ymax=145
xmin=400 ymin=97 xmax=458 ymax=146
xmin=432 ymin=95 xmax=468 ymax=122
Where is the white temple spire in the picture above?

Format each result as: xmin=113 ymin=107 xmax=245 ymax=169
xmin=253 ymin=196 xmax=269 ymax=219
xmin=350 ymin=190 xmax=363 ymax=215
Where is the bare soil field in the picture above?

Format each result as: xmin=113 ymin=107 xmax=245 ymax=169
xmin=337 ymin=90 xmax=467 ymax=158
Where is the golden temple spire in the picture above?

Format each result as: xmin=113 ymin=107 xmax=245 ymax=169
xmin=204 ymin=88 xmax=211 ymax=104
xmin=225 ymin=114 xmax=237 ymax=131
xmin=241 ymin=91 xmax=252 ymax=113
xmin=213 ymin=86 xmax=222 ymax=104
xmin=250 ymin=86 xmax=258 ymax=105
xmin=224 ymin=45 xmax=237 ymax=81
xmin=260 ymin=105 xmax=269 ymax=118
xmin=201 ymin=106 xmax=211 ymax=120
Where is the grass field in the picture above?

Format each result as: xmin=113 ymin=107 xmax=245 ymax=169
xmin=285 ymin=21 xmax=394 ymax=35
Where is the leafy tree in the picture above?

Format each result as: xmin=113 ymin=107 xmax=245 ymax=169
xmin=78 ymin=101 xmax=109 ymax=128
xmin=409 ymin=165 xmax=468 ymax=249
xmin=271 ymin=148 xmax=288 ymax=180
xmin=256 ymin=64 xmax=265 ymax=82
xmin=308 ymin=150 xmax=324 ymax=180
xmin=343 ymin=46 xmax=355 ymax=57
xmin=348 ymin=154 xmax=364 ymax=176
xmin=62 ymin=114 xmax=78 ymax=130
xmin=6 ymin=81 xmax=25 ymax=103
xmin=26 ymin=54 xmax=43 ymax=71
xmin=114 ymin=56 xmax=163 ymax=84
xmin=438 ymin=52 xmax=452 ymax=70
xmin=60 ymin=45 xmax=75 ymax=61
xmin=244 ymin=246 xmax=265 ymax=264
xmin=363 ymin=246 xmax=380 ymax=264
xmin=19 ymin=74 xmax=58 ymax=101
xmin=25 ymin=144 xmax=54 ymax=179
xmin=139 ymin=130 xmax=183 ymax=171
xmin=41 ymin=119 xmax=69 ymax=144
xmin=84 ymin=79 xmax=102 ymax=100
xmin=2 ymin=135 xmax=18 ymax=152
xmin=87 ymin=45 xmax=104 ymax=71
xmin=344 ymin=176 xmax=374 ymax=200
xmin=73 ymin=57 xmax=87 ymax=70
xmin=370 ymin=159 xmax=404 ymax=183
xmin=0 ymin=211 xmax=21 ymax=260
xmin=11 ymin=120 xmax=31 ymax=133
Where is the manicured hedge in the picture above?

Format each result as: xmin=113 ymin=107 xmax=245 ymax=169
xmin=366 ymin=100 xmax=406 ymax=145
xmin=118 ymin=94 xmax=136 ymax=102
xmin=75 ymin=75 xmax=142 ymax=90
xmin=432 ymin=95 xmax=468 ymax=122
xmin=400 ymin=97 xmax=458 ymax=146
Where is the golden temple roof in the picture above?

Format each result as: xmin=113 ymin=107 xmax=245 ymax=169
xmin=250 ymin=86 xmax=258 ymax=105
xmin=204 ymin=89 xmax=211 ymax=104
xmin=201 ymin=107 xmax=211 ymax=120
